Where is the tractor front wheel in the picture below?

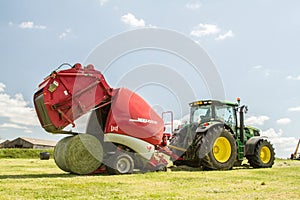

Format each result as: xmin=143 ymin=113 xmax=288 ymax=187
xmin=247 ymin=139 xmax=275 ymax=168
xmin=201 ymin=129 xmax=237 ymax=170
xmin=106 ymin=152 xmax=134 ymax=175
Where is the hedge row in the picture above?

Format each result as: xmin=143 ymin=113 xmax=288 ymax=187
xmin=0 ymin=148 xmax=54 ymax=159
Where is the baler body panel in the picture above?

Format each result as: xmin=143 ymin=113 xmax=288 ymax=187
xmin=105 ymin=88 xmax=164 ymax=145
xmin=34 ymin=64 xmax=164 ymax=145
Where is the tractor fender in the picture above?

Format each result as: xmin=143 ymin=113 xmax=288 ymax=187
xmin=196 ymin=121 xmax=223 ymax=133
xmin=104 ymin=133 xmax=155 ymax=160
xmin=245 ymin=136 xmax=267 ymax=156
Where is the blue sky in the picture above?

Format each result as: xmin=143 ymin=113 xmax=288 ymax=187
xmin=0 ymin=0 xmax=299 ymax=158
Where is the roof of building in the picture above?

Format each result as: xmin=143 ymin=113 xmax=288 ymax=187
xmin=12 ymin=137 xmax=57 ymax=147
xmin=0 ymin=139 xmax=10 ymax=144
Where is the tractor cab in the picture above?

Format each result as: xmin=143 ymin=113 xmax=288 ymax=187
xmin=189 ymin=99 xmax=260 ymax=141
xmin=189 ymin=100 xmax=238 ymax=133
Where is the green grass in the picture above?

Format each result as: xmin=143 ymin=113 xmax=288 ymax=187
xmin=0 ymin=158 xmax=299 ymax=199
xmin=0 ymin=148 xmax=53 ymax=159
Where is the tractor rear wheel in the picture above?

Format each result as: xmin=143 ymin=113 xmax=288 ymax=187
xmin=247 ymin=139 xmax=275 ymax=168
xmin=106 ymin=152 xmax=134 ymax=175
xmin=201 ymin=129 xmax=237 ymax=170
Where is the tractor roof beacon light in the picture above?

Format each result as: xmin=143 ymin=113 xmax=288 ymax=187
xmin=237 ymin=97 xmax=241 ymax=105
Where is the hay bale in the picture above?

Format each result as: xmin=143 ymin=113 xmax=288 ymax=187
xmin=54 ymin=136 xmax=73 ymax=172
xmin=66 ymin=134 xmax=103 ymax=175
xmin=40 ymin=152 xmax=50 ymax=160
xmin=54 ymin=134 xmax=103 ymax=175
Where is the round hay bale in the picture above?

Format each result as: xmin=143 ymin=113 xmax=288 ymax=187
xmin=40 ymin=152 xmax=50 ymax=160
xmin=65 ymin=134 xmax=103 ymax=175
xmin=54 ymin=136 xmax=73 ymax=172
xmin=54 ymin=134 xmax=103 ymax=175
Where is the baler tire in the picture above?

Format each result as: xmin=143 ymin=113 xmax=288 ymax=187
xmin=201 ymin=128 xmax=237 ymax=170
xmin=106 ymin=152 xmax=134 ymax=175
xmin=155 ymin=164 xmax=167 ymax=172
xmin=247 ymin=139 xmax=275 ymax=168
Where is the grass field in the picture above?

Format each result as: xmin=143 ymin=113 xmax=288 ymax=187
xmin=0 ymin=158 xmax=299 ymax=200
xmin=0 ymin=149 xmax=53 ymax=159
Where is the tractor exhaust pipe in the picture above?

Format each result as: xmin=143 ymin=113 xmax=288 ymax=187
xmin=237 ymin=98 xmax=246 ymax=144
xmin=239 ymin=105 xmax=245 ymax=144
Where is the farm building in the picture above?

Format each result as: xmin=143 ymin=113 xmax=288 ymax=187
xmin=1 ymin=137 xmax=57 ymax=149
xmin=0 ymin=140 xmax=10 ymax=148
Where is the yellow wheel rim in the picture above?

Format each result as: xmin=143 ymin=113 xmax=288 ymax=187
xmin=213 ymin=137 xmax=231 ymax=163
xmin=260 ymin=146 xmax=271 ymax=163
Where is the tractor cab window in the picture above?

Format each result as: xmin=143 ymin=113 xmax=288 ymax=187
xmin=215 ymin=105 xmax=235 ymax=126
xmin=191 ymin=105 xmax=212 ymax=124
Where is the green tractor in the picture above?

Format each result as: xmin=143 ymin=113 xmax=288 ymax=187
xmin=170 ymin=98 xmax=275 ymax=170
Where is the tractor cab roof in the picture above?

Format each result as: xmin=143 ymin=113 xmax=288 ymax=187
xmin=189 ymin=100 xmax=238 ymax=107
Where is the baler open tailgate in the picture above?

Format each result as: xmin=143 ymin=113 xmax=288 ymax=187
xmin=33 ymin=64 xmax=112 ymax=133
xmin=34 ymin=92 xmax=59 ymax=133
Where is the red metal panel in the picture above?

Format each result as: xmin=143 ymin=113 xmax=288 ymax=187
xmin=34 ymin=64 xmax=112 ymax=132
xmin=105 ymin=88 xmax=164 ymax=145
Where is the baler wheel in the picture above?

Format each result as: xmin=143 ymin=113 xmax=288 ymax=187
xmin=106 ymin=152 xmax=134 ymax=175
xmin=247 ymin=139 xmax=275 ymax=168
xmin=155 ymin=164 xmax=167 ymax=172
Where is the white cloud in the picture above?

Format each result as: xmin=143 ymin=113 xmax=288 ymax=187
xmin=186 ymin=2 xmax=202 ymax=10
xmin=253 ymin=65 xmax=262 ymax=69
xmin=0 ymin=82 xmax=6 ymax=92
xmin=0 ymin=123 xmax=29 ymax=130
xmin=215 ymin=30 xmax=234 ymax=40
xmin=191 ymin=23 xmax=234 ymax=41
xmin=121 ymin=13 xmax=146 ymax=28
xmin=249 ymin=65 xmax=271 ymax=77
xmin=264 ymin=70 xmax=270 ymax=77
xmin=24 ymin=129 xmax=33 ymax=133
xmin=59 ymin=29 xmax=75 ymax=39
xmin=171 ymin=115 xmax=190 ymax=131
xmin=180 ymin=114 xmax=190 ymax=124
xmin=18 ymin=21 xmax=46 ymax=30
xmin=0 ymin=84 xmax=39 ymax=127
xmin=19 ymin=21 xmax=34 ymax=29
xmin=286 ymin=75 xmax=300 ymax=80
xmin=190 ymin=23 xmax=220 ymax=37
xmin=0 ymin=123 xmax=33 ymax=134
xmin=173 ymin=120 xmax=182 ymax=130
xmin=261 ymin=128 xmax=283 ymax=138
xmin=261 ymin=128 xmax=297 ymax=158
xmin=276 ymin=118 xmax=291 ymax=125
xmin=288 ymin=106 xmax=300 ymax=112
xmin=8 ymin=21 xmax=13 ymax=26
xmin=99 ymin=0 xmax=108 ymax=6
xmin=245 ymin=115 xmax=270 ymax=126
xmin=113 ymin=6 xmax=119 ymax=11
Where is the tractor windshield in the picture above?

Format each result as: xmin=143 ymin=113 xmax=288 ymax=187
xmin=190 ymin=105 xmax=212 ymax=124
xmin=190 ymin=103 xmax=236 ymax=126
xmin=215 ymin=105 xmax=235 ymax=125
